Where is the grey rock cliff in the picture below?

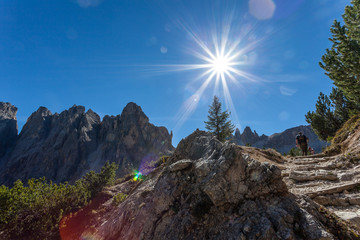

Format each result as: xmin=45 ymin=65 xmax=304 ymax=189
xmin=0 ymin=102 xmax=174 ymax=185
xmin=234 ymin=125 xmax=328 ymax=154
xmin=61 ymin=130 xmax=358 ymax=239
xmin=0 ymin=103 xmax=18 ymax=160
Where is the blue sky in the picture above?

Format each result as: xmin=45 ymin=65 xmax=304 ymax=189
xmin=0 ymin=0 xmax=351 ymax=145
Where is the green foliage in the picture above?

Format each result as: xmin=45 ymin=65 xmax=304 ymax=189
xmin=112 ymin=192 xmax=128 ymax=206
xmin=82 ymin=161 xmax=118 ymax=198
xmin=325 ymin=114 xmax=360 ymax=155
xmin=310 ymin=0 xmax=360 ymax=142
xmin=204 ymin=96 xmax=235 ymax=142
xmin=288 ymin=147 xmax=302 ymax=157
xmin=319 ymin=0 xmax=360 ymax=105
xmin=305 ymin=87 xmax=358 ymax=141
xmin=0 ymin=161 xmax=118 ymax=239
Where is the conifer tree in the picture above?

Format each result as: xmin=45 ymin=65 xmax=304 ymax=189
xmin=307 ymin=1 xmax=360 ymax=141
xmin=319 ymin=0 xmax=360 ymax=105
xmin=305 ymin=87 xmax=358 ymax=141
xmin=204 ymin=96 xmax=235 ymax=142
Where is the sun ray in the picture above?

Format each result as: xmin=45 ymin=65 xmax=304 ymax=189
xmin=147 ymin=17 xmax=269 ymax=131
xmin=221 ymin=74 xmax=241 ymax=129
xmin=227 ymin=66 xmax=265 ymax=84
xmin=177 ymin=21 xmax=217 ymax=60
xmin=175 ymin=71 xmax=216 ymax=129
xmin=188 ymin=49 xmax=215 ymax=63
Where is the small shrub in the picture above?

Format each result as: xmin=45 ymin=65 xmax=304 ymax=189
xmin=325 ymin=114 xmax=360 ymax=155
xmin=288 ymin=147 xmax=302 ymax=157
xmin=115 ymin=172 xmax=136 ymax=185
xmin=112 ymin=192 xmax=128 ymax=206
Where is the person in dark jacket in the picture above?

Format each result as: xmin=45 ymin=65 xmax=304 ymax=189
xmin=296 ymin=132 xmax=309 ymax=156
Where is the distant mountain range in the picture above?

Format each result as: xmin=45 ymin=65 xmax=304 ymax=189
xmin=0 ymin=102 xmax=174 ymax=186
xmin=0 ymin=101 xmax=329 ymax=186
xmin=233 ymin=125 xmax=328 ymax=154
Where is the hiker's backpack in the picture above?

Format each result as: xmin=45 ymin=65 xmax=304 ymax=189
xmin=297 ymin=135 xmax=307 ymax=144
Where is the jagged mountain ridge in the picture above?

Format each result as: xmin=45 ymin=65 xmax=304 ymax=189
xmin=234 ymin=125 xmax=328 ymax=154
xmin=0 ymin=102 xmax=174 ymax=185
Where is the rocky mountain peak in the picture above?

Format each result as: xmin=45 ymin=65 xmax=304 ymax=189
xmin=34 ymin=106 xmax=51 ymax=116
xmin=120 ymin=102 xmax=148 ymax=124
xmin=0 ymin=102 xmax=18 ymax=159
xmin=21 ymin=106 xmax=52 ymax=135
xmin=239 ymin=126 xmax=261 ymax=145
xmin=69 ymin=104 xmax=86 ymax=115
xmin=234 ymin=128 xmax=241 ymax=137
xmin=234 ymin=125 xmax=328 ymax=154
xmin=243 ymin=126 xmax=252 ymax=134
xmin=0 ymin=102 xmax=174 ymax=185
xmin=83 ymin=109 xmax=101 ymax=124
xmin=0 ymin=102 xmax=17 ymax=120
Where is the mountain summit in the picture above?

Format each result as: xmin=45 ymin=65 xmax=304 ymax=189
xmin=0 ymin=102 xmax=174 ymax=185
xmin=234 ymin=125 xmax=328 ymax=154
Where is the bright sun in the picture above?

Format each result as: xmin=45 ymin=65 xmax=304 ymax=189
xmin=210 ymin=55 xmax=231 ymax=74
xmin=160 ymin=19 xmax=262 ymax=130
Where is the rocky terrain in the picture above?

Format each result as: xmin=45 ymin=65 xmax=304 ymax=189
xmin=0 ymin=102 xmax=174 ymax=185
xmin=60 ymin=130 xmax=359 ymax=240
xmin=234 ymin=125 xmax=328 ymax=154
xmin=283 ymin=115 xmax=360 ymax=231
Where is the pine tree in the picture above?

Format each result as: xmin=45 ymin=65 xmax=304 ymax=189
xmin=305 ymin=87 xmax=357 ymax=141
xmin=308 ymin=1 xmax=360 ymax=141
xmin=319 ymin=0 xmax=360 ymax=105
xmin=204 ymin=96 xmax=235 ymax=142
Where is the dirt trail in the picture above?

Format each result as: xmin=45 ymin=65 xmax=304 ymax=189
xmin=283 ymin=153 xmax=360 ymax=228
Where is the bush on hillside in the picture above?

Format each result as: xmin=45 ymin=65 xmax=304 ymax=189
xmin=325 ymin=114 xmax=360 ymax=156
xmin=288 ymin=147 xmax=302 ymax=157
xmin=0 ymin=161 xmax=117 ymax=239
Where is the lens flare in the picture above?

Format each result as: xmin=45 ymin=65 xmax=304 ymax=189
xmin=133 ymin=171 xmax=142 ymax=181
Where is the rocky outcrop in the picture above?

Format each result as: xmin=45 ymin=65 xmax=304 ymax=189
xmin=234 ymin=125 xmax=328 ymax=154
xmin=283 ymin=115 xmax=360 ymax=230
xmin=60 ymin=130 xmax=359 ymax=239
xmin=0 ymin=102 xmax=174 ymax=185
xmin=0 ymin=102 xmax=18 ymax=160
xmin=284 ymin=153 xmax=360 ymax=231
xmin=325 ymin=114 xmax=360 ymax=156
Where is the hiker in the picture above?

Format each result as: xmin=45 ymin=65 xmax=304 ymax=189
xmin=296 ymin=132 xmax=309 ymax=156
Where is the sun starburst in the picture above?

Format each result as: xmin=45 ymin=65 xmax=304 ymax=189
xmin=141 ymin=16 xmax=265 ymax=131
xmin=169 ymin=18 xmax=265 ymax=131
xmin=210 ymin=54 xmax=231 ymax=74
